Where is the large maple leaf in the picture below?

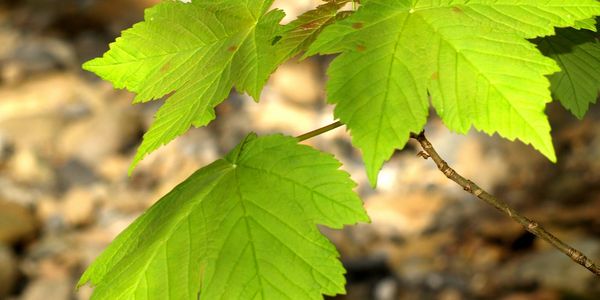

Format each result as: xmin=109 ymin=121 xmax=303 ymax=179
xmin=308 ymin=0 xmax=600 ymax=185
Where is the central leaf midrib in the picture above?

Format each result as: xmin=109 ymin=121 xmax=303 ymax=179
xmin=369 ymin=13 xmax=412 ymax=175
xmin=230 ymin=169 xmax=341 ymax=295
xmin=233 ymin=170 xmax=265 ymax=299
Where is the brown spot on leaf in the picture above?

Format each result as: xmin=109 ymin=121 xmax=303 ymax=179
xmin=452 ymin=6 xmax=463 ymax=13
xmin=301 ymin=20 xmax=320 ymax=30
xmin=352 ymin=22 xmax=364 ymax=29
xmin=431 ymin=72 xmax=439 ymax=80
xmin=227 ymin=45 xmax=238 ymax=52
xmin=160 ymin=62 xmax=171 ymax=73
xmin=356 ymin=44 xmax=366 ymax=52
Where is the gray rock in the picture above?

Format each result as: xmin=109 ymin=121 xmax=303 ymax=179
xmin=57 ymin=105 xmax=143 ymax=165
xmin=55 ymin=159 xmax=99 ymax=191
xmin=497 ymin=239 xmax=600 ymax=295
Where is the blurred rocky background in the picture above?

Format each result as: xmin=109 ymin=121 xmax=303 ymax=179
xmin=0 ymin=1 xmax=599 ymax=299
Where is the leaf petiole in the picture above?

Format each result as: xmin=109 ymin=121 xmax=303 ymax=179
xmin=296 ymin=121 xmax=344 ymax=141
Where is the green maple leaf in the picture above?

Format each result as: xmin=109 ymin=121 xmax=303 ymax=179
xmin=84 ymin=0 xmax=285 ymax=173
xmin=307 ymin=0 xmax=600 ymax=186
xmin=78 ymin=134 xmax=369 ymax=299
xmin=536 ymin=25 xmax=600 ymax=119
xmin=84 ymin=0 xmax=354 ymax=174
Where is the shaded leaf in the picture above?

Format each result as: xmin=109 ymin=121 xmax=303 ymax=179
xmin=536 ymin=26 xmax=600 ymax=118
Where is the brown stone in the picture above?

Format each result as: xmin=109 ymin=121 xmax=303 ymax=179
xmin=0 ymin=200 xmax=38 ymax=245
xmin=270 ymin=59 xmax=323 ymax=106
xmin=60 ymin=187 xmax=102 ymax=227
xmin=0 ymin=244 xmax=17 ymax=298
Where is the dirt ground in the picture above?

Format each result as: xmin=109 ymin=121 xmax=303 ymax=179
xmin=0 ymin=1 xmax=599 ymax=299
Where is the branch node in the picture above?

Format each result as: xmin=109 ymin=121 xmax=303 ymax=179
xmin=417 ymin=151 xmax=430 ymax=159
xmin=585 ymin=259 xmax=593 ymax=268
xmin=527 ymin=222 xmax=539 ymax=230
xmin=463 ymin=183 xmax=472 ymax=193
xmin=442 ymin=165 xmax=455 ymax=177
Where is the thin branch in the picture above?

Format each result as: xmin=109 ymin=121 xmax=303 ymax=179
xmin=410 ymin=131 xmax=600 ymax=276
xmin=296 ymin=121 xmax=344 ymax=142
